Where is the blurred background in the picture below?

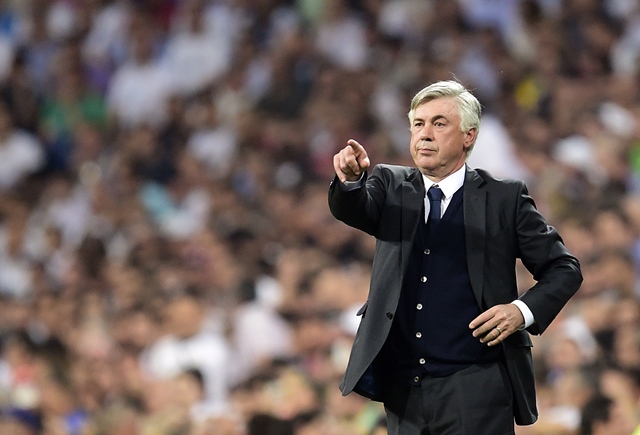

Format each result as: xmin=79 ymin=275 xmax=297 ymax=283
xmin=0 ymin=0 xmax=638 ymax=434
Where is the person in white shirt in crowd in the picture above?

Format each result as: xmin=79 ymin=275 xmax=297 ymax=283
xmin=0 ymin=100 xmax=43 ymax=191
xmin=162 ymin=0 xmax=231 ymax=97
xmin=106 ymin=8 xmax=172 ymax=129
xmin=140 ymin=290 xmax=231 ymax=417
xmin=315 ymin=0 xmax=369 ymax=71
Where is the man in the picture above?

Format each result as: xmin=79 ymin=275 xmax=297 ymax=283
xmin=329 ymin=80 xmax=582 ymax=434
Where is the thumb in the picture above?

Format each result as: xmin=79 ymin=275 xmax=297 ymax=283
xmin=359 ymin=155 xmax=371 ymax=171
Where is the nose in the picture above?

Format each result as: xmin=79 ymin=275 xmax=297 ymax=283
xmin=420 ymin=124 xmax=433 ymax=141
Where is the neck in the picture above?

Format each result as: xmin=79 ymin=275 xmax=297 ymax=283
xmin=421 ymin=162 xmax=465 ymax=183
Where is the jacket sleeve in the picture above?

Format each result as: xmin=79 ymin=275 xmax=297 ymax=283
xmin=514 ymin=182 xmax=583 ymax=335
xmin=328 ymin=165 xmax=389 ymax=236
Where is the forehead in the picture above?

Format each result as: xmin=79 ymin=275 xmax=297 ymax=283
xmin=414 ymin=97 xmax=460 ymax=120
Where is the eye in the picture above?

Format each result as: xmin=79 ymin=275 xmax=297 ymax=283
xmin=434 ymin=121 xmax=445 ymax=127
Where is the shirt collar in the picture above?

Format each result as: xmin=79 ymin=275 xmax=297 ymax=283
xmin=421 ymin=164 xmax=466 ymax=199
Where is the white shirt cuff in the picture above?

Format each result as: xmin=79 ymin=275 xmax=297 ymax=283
xmin=511 ymin=299 xmax=535 ymax=329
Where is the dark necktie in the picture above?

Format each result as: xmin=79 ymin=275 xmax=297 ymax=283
xmin=427 ymin=186 xmax=443 ymax=223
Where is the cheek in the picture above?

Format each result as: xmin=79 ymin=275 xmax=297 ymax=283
xmin=410 ymin=131 xmax=427 ymax=148
xmin=410 ymin=132 xmax=420 ymax=145
xmin=408 ymin=141 xmax=418 ymax=156
xmin=409 ymin=148 xmax=418 ymax=161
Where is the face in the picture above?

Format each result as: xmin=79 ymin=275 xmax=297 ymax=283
xmin=409 ymin=98 xmax=476 ymax=181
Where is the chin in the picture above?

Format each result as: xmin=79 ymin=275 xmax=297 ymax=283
xmin=416 ymin=158 xmax=436 ymax=169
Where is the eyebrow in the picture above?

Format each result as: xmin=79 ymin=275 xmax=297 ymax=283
xmin=414 ymin=114 xmax=448 ymax=124
xmin=430 ymin=115 xmax=448 ymax=123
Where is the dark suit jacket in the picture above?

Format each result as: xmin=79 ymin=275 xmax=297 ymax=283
xmin=328 ymin=164 xmax=582 ymax=425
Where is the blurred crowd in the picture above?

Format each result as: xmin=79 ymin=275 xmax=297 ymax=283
xmin=0 ymin=0 xmax=638 ymax=434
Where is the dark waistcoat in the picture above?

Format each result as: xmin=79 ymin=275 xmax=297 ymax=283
xmin=379 ymin=187 xmax=502 ymax=385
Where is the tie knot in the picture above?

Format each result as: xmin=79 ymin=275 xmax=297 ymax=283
xmin=427 ymin=186 xmax=443 ymax=202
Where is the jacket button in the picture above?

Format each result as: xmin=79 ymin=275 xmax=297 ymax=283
xmin=386 ymin=312 xmax=393 ymax=320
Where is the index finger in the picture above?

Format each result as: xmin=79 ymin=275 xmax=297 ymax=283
xmin=347 ymin=139 xmax=365 ymax=156
xmin=469 ymin=308 xmax=495 ymax=329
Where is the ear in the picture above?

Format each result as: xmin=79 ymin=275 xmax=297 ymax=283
xmin=463 ymin=128 xmax=477 ymax=150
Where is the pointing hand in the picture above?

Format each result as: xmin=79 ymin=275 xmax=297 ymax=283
xmin=333 ymin=139 xmax=371 ymax=183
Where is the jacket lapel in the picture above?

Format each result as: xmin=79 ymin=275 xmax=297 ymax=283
xmin=463 ymin=168 xmax=486 ymax=308
xmin=401 ymin=169 xmax=425 ymax=274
